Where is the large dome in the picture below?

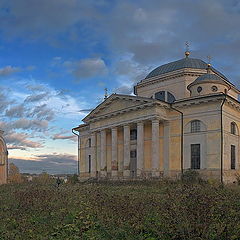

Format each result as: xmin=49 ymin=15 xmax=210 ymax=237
xmin=145 ymin=57 xmax=227 ymax=80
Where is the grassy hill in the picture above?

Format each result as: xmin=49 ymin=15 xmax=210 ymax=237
xmin=0 ymin=180 xmax=240 ymax=239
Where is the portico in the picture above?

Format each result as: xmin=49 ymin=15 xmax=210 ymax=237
xmin=75 ymin=98 xmax=173 ymax=179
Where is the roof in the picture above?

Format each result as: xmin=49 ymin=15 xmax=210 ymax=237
xmin=195 ymin=73 xmax=224 ymax=82
xmin=187 ymin=73 xmax=230 ymax=90
xmin=145 ymin=57 xmax=228 ymax=80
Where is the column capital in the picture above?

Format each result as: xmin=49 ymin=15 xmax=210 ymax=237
xmin=124 ymin=124 xmax=130 ymax=129
xmin=90 ymin=131 xmax=96 ymax=136
xmin=111 ymin=127 xmax=118 ymax=131
xmin=137 ymin=121 xmax=144 ymax=126
xmin=152 ymin=118 xmax=160 ymax=124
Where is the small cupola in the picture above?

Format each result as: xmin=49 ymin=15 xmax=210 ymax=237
xmin=187 ymin=64 xmax=230 ymax=97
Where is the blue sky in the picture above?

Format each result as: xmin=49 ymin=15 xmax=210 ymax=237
xmin=1 ymin=0 xmax=240 ymax=174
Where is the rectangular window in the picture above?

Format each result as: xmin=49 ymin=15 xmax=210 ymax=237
xmin=191 ymin=144 xmax=200 ymax=169
xmin=130 ymin=150 xmax=137 ymax=158
xmin=88 ymin=155 xmax=91 ymax=173
xmin=130 ymin=129 xmax=137 ymax=140
xmin=231 ymin=145 xmax=236 ymax=170
xmin=88 ymin=138 xmax=91 ymax=147
xmin=191 ymin=121 xmax=201 ymax=133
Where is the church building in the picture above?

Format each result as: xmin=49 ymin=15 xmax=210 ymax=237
xmin=73 ymin=50 xmax=240 ymax=183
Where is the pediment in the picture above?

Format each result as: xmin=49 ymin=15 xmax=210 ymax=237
xmin=83 ymin=94 xmax=157 ymax=122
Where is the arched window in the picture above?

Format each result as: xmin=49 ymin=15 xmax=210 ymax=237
xmin=231 ymin=122 xmax=237 ymax=135
xmin=155 ymin=91 xmax=165 ymax=101
xmin=191 ymin=120 xmax=201 ymax=133
xmin=167 ymin=92 xmax=176 ymax=103
xmin=155 ymin=91 xmax=176 ymax=103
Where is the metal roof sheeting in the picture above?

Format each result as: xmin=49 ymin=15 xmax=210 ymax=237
xmin=145 ymin=57 xmax=228 ymax=81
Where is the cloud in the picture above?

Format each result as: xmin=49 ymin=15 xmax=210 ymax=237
xmin=24 ymin=92 xmax=50 ymax=103
xmin=5 ymin=104 xmax=26 ymax=118
xmin=0 ymin=66 xmax=21 ymax=77
xmin=11 ymin=119 xmax=49 ymax=131
xmin=52 ymin=133 xmax=77 ymax=141
xmin=29 ymin=104 xmax=55 ymax=121
xmin=5 ymin=132 xmax=42 ymax=149
xmin=9 ymin=153 xmax=77 ymax=174
xmin=64 ymin=57 xmax=108 ymax=80
xmin=26 ymin=84 xmax=47 ymax=92
xmin=7 ymin=145 xmax=26 ymax=150
xmin=0 ymin=0 xmax=98 ymax=41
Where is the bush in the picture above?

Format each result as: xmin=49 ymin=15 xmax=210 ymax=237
xmin=33 ymin=172 xmax=55 ymax=184
xmin=181 ymin=169 xmax=203 ymax=183
xmin=67 ymin=174 xmax=79 ymax=184
xmin=8 ymin=163 xmax=24 ymax=184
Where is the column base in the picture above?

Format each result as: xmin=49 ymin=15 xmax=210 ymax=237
xmin=111 ymin=171 xmax=118 ymax=178
xmin=90 ymin=172 xmax=97 ymax=178
xmin=152 ymin=171 xmax=161 ymax=178
xmin=100 ymin=171 xmax=107 ymax=178
xmin=137 ymin=169 xmax=144 ymax=177
xmin=123 ymin=170 xmax=130 ymax=178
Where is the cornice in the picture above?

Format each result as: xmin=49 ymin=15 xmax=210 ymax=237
xmin=86 ymin=101 xmax=169 ymax=124
xmin=135 ymin=68 xmax=207 ymax=89
xmin=173 ymin=94 xmax=225 ymax=108
xmin=225 ymin=97 xmax=240 ymax=112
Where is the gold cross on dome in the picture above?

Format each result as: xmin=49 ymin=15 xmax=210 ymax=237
xmin=207 ymin=55 xmax=212 ymax=64
xmin=185 ymin=41 xmax=190 ymax=51
xmin=104 ymin=88 xmax=108 ymax=99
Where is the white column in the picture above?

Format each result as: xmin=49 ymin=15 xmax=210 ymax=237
xmin=163 ymin=121 xmax=170 ymax=176
xmin=152 ymin=119 xmax=160 ymax=177
xmin=137 ymin=121 xmax=144 ymax=177
xmin=123 ymin=125 xmax=130 ymax=177
xmin=100 ymin=129 xmax=107 ymax=177
xmin=90 ymin=132 xmax=96 ymax=177
xmin=111 ymin=127 xmax=118 ymax=177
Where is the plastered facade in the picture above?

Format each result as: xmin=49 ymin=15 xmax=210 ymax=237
xmin=73 ymin=54 xmax=240 ymax=183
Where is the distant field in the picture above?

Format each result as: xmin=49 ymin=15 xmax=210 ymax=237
xmin=0 ymin=180 xmax=240 ymax=240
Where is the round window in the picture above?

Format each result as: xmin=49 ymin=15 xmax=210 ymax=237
xmin=197 ymin=86 xmax=202 ymax=93
xmin=211 ymin=85 xmax=218 ymax=92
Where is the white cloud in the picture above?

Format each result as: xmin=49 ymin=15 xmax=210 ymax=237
xmin=64 ymin=57 xmax=108 ymax=81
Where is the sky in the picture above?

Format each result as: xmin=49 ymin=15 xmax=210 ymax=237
xmin=1 ymin=0 xmax=240 ymax=174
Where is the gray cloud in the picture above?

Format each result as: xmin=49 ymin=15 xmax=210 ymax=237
xmin=24 ymin=92 xmax=50 ymax=103
xmin=29 ymin=104 xmax=55 ymax=121
xmin=7 ymin=145 xmax=26 ymax=150
xmin=5 ymin=104 xmax=26 ymax=118
xmin=52 ymin=133 xmax=77 ymax=141
xmin=0 ymin=65 xmax=21 ymax=77
xmin=11 ymin=119 xmax=49 ymax=131
xmin=64 ymin=58 xmax=108 ymax=81
xmin=9 ymin=153 xmax=77 ymax=174
xmin=26 ymin=84 xmax=47 ymax=92
xmin=5 ymin=132 xmax=42 ymax=149
xmin=0 ymin=0 xmax=98 ymax=41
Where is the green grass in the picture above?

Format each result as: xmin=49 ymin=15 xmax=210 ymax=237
xmin=1 ymin=181 xmax=240 ymax=239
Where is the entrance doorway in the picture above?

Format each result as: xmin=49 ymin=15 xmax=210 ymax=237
xmin=191 ymin=144 xmax=200 ymax=169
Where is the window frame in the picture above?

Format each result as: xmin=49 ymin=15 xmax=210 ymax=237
xmin=130 ymin=129 xmax=137 ymax=140
xmin=231 ymin=122 xmax=237 ymax=135
xmin=88 ymin=155 xmax=91 ymax=173
xmin=88 ymin=138 xmax=91 ymax=147
xmin=191 ymin=144 xmax=201 ymax=170
xmin=191 ymin=120 xmax=201 ymax=133
xmin=231 ymin=145 xmax=236 ymax=170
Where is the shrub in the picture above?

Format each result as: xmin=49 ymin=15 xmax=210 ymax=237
xmin=67 ymin=174 xmax=79 ymax=184
xmin=181 ymin=169 xmax=203 ymax=183
xmin=8 ymin=163 xmax=24 ymax=184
